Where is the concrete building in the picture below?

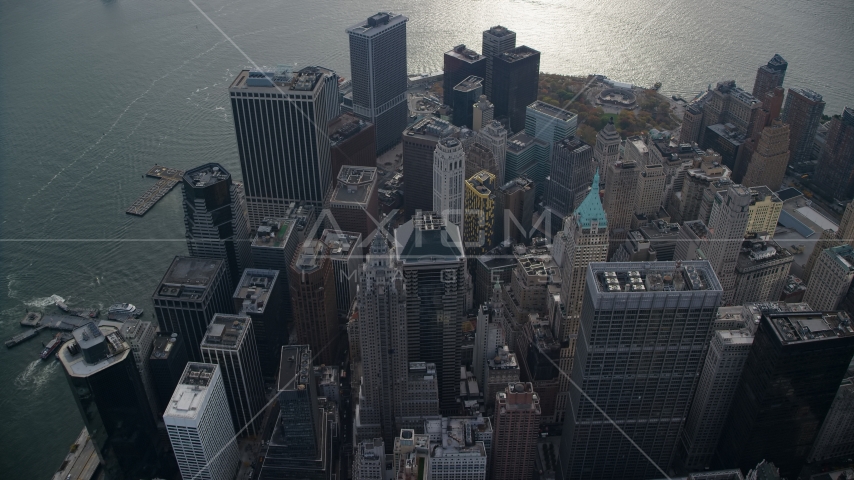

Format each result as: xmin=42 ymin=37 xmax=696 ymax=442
xmin=250 ymin=205 xmax=315 ymax=277
xmin=433 ymin=137 xmax=466 ymax=230
xmin=347 ymin=13 xmax=409 ymax=154
xmin=327 ymin=165 xmax=379 ymax=240
xmin=648 ymin=138 xmax=706 ymax=212
xmin=559 ymin=261 xmax=723 ymax=480
xmin=354 ymin=438 xmax=385 ymax=480
xmin=705 ymin=184 xmax=752 ymax=303
xmin=443 ymin=45 xmax=486 ymax=107
xmin=476 ymin=120 xmax=507 ymax=183
xmin=182 ymin=163 xmax=251 ymax=288
xmin=399 ymin=362 xmax=441 ymax=429
xmin=472 ymin=95 xmax=494 ymax=132
xmin=702 ymin=123 xmax=746 ymax=172
xmin=673 ymin=151 xmax=729 ymax=224
xmin=320 ymin=229 xmax=362 ymax=318
xmin=782 ymin=87 xmax=825 ymax=166
xmin=802 ymin=228 xmax=842 ymax=283
xmin=732 ymin=238 xmax=793 ymax=305
xmin=492 ymin=383 xmax=540 ymax=480
xmin=149 ymin=332 xmax=190 ymax=415
xmin=59 ymin=323 xmax=161 ymax=480
xmin=752 ymin=54 xmax=787 ymax=100
xmin=496 ymin=176 xmax=535 ymax=244
xmin=813 ymin=107 xmax=854 ymax=200
xmin=804 ymin=244 xmax=854 ymax=311
xmin=745 ymin=186 xmax=783 ymax=237
xmin=624 ymin=135 xmax=649 ymax=166
xmin=328 ymin=112 xmax=377 ymax=181
xmin=473 ymin=244 xmax=517 ymax=308
xmin=544 ymin=137 xmax=594 ymax=227
xmin=635 ymin=162 xmax=666 ymax=217
xmin=152 ymin=256 xmax=233 ymax=362
xmin=502 ymin=244 xmax=559 ymax=347
xmin=481 ymin=26 xmax=517 ymax=101
xmin=717 ymin=311 xmax=854 ymax=479
xmin=680 ymin=101 xmax=707 ymax=145
xmin=289 ymin=240 xmax=339 ymax=366
xmin=810 ymin=374 xmax=854 ymax=462
xmin=675 ymin=220 xmax=712 ymax=262
xmin=465 ymin=142 xmax=498 ymax=180
xmin=402 ymin=117 xmax=459 ymax=217
xmin=593 ymin=119 xmax=620 ymax=184
xmin=233 ymin=268 xmax=285 ymax=379
xmin=229 ymin=66 xmax=339 ymax=224
xmin=611 ymin=230 xmax=656 ymax=263
xmin=464 ymin=170 xmax=498 ymax=256
xmin=697 ymin=81 xmax=762 ymax=147
xmin=164 ymin=363 xmax=239 ymax=480
xmin=118 ymin=320 xmax=159 ymax=420
xmin=200 ymin=314 xmax=265 ymax=438
xmin=474 ymin=301 xmax=519 ymax=408
xmin=422 ymin=416 xmax=489 ymax=480
xmin=636 ymin=219 xmax=681 ymax=261
xmin=395 ymin=213 xmax=467 ymax=414
xmin=603 ymin=160 xmax=639 ymax=255
xmin=452 ymin=75 xmax=484 ymax=129
xmin=696 ymin=177 xmax=735 ymax=227
xmin=740 ymin=120 xmax=790 ymax=191
xmin=492 ymin=46 xmax=541 ymax=133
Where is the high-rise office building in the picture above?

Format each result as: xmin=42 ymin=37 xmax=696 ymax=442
xmin=496 ymin=176 xmax=535 ymax=244
xmin=477 ymin=120 xmax=508 ymax=183
xmin=802 ymin=228 xmax=842 ymax=283
xmin=289 ymin=240 xmax=339 ymax=366
xmin=704 ymin=184 xmax=752 ymax=303
xmin=559 ymin=261 xmax=723 ymax=480
xmin=680 ymin=101 xmax=706 ymax=145
xmin=152 ymin=256 xmax=233 ymax=362
xmin=200 ymin=314 xmax=265 ymax=437
xmin=717 ymin=311 xmax=854 ymax=478
xmin=624 ymin=135 xmax=649 ymax=165
xmin=423 ymin=416 xmax=490 ymax=480
xmin=698 ymin=81 xmax=762 ymax=147
xmin=813 ymin=107 xmax=854 ymax=200
xmin=451 ymin=75 xmax=484 ymax=129
xmin=525 ymin=100 xmax=578 ymax=155
xmin=59 ymin=322 xmax=161 ymax=480
xmin=492 ymin=383 xmax=541 ymax=480
xmin=672 ymin=151 xmax=729 ymax=224
xmin=481 ymin=26 xmax=517 ymax=100
xmin=543 ymin=136 xmax=594 ymax=225
xmin=804 ymin=244 xmax=854 ymax=311
xmin=593 ymin=119 xmax=620 ymax=184
xmin=810 ymin=373 xmax=854 ymax=462
xmin=634 ymin=162 xmax=666 ymax=217
xmin=149 ymin=332 xmax=189 ymax=414
xmin=328 ymin=112 xmax=377 ymax=181
xmin=320 ymin=229 xmax=363 ymax=318
xmin=504 ymin=132 xmax=548 ymax=197
xmin=492 ymin=46 xmax=541 ymax=133
xmin=782 ymin=87 xmax=826 ymax=166
xmin=752 ymin=54 xmax=788 ymax=101
xmin=745 ymin=186 xmax=783 ymax=236
xmin=182 ymin=163 xmax=251 ymax=288
xmin=740 ymin=120 xmax=790 ymax=191
xmin=464 ymin=170 xmax=498 ymax=256
xmin=326 ymin=165 xmax=379 ymax=242
xmin=443 ymin=45 xmax=487 ymax=106
xmin=164 ymin=363 xmax=239 ymax=480
xmin=465 ymin=141 xmax=498 ymax=180
xmin=233 ymin=268 xmax=285 ymax=379
xmin=395 ymin=213 xmax=466 ymax=414
xmin=603 ymin=160 xmax=639 ymax=255
xmin=472 ymin=95 xmax=494 ymax=132
xmin=732 ymin=238 xmax=793 ymax=305
xmin=432 ymin=137 xmax=466 ymax=230
xmin=118 ymin=320 xmax=159 ymax=419
xmin=634 ymin=219 xmax=681 ymax=261
xmin=347 ymin=12 xmax=409 ymax=154
xmin=402 ymin=117 xmax=459 ymax=217
xmin=354 ymin=438 xmax=385 ymax=480
xmin=675 ymin=220 xmax=712 ymax=262
xmin=229 ymin=66 xmax=340 ymax=225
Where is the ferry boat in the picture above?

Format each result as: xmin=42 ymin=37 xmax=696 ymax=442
xmin=40 ymin=334 xmax=62 ymax=360
xmin=108 ymin=303 xmax=139 ymax=316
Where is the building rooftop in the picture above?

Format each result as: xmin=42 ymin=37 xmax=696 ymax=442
xmin=230 ymin=65 xmax=335 ymax=92
xmin=485 ymin=25 xmax=515 ymax=38
xmin=252 ymin=206 xmax=313 ymax=249
xmin=514 ymin=244 xmax=558 ymax=282
xmin=766 ymin=311 xmax=854 ymax=345
xmin=234 ymin=269 xmax=278 ymax=315
xmin=639 ymin=219 xmax=680 ymax=238
xmin=394 ymin=212 xmax=465 ymax=264
xmin=527 ymin=100 xmax=577 ymax=122
xmin=404 ymin=116 xmax=458 ymax=141
xmin=749 ymin=185 xmax=781 ymax=205
xmin=454 ymin=75 xmax=484 ymax=93
xmin=183 ymin=163 xmax=230 ymax=188
xmin=707 ymin=123 xmax=746 ymax=145
xmin=530 ymin=316 xmax=560 ymax=355
xmin=320 ymin=229 xmax=361 ymax=259
xmin=165 ymin=363 xmax=218 ymax=420
xmin=346 ymin=12 xmax=408 ymax=36
xmin=409 ymin=361 xmax=437 ymax=380
xmin=278 ymin=345 xmax=313 ymax=392
xmin=150 ymin=333 xmax=181 ymax=361
xmin=737 ymin=239 xmax=792 ymax=269
xmin=466 ymin=170 xmax=495 ymax=196
xmin=718 ymin=329 xmax=756 ymax=345
xmin=499 ymin=176 xmax=534 ymax=194
xmin=826 ymin=244 xmax=854 ymax=272
xmin=293 ymin=239 xmax=328 ymax=273
xmin=425 ymin=416 xmax=488 ymax=458
xmin=590 ymin=261 xmax=722 ymax=293
xmin=59 ymin=323 xmax=131 ymax=377
xmin=506 ymin=132 xmax=544 ymax=153
xmin=154 ymin=257 xmax=223 ymax=300
xmin=573 ymin=169 xmax=607 ymax=230
xmin=200 ymin=314 xmax=252 ymax=350
xmin=446 ymin=44 xmax=485 ymax=63
xmin=330 ymin=166 xmax=377 ymax=205
xmin=329 ymin=113 xmax=371 ymax=146
xmin=488 ymin=345 xmax=518 ymax=371
xmin=684 ymin=220 xmax=711 ymax=239
xmin=790 ymin=87 xmax=824 ymax=103
xmin=497 ymin=45 xmax=539 ymax=63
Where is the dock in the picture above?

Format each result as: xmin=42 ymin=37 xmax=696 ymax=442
xmin=40 ymin=315 xmax=96 ymax=332
xmin=20 ymin=311 xmax=43 ymax=327
xmin=52 ymin=428 xmax=100 ymax=480
xmin=126 ymin=165 xmax=185 ymax=216
xmin=5 ymin=325 xmax=46 ymax=348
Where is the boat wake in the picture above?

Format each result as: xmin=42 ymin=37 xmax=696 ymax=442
xmin=15 ymin=359 xmax=59 ymax=393
xmin=24 ymin=294 xmax=65 ymax=308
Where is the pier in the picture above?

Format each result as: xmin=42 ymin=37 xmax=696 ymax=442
xmin=5 ymin=325 xmax=47 ymax=348
xmin=126 ymin=165 xmax=185 ymax=216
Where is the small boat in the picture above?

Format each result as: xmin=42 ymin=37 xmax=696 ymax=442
xmin=56 ymin=300 xmax=69 ymax=312
xmin=108 ymin=303 xmax=138 ymax=315
xmin=40 ymin=334 xmax=62 ymax=360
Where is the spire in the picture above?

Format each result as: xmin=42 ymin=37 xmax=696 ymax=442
xmin=370 ymin=230 xmax=389 ymax=255
xmin=573 ymin=168 xmax=608 ymax=230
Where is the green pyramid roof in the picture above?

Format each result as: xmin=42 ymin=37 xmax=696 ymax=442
xmin=574 ymin=169 xmax=607 ymax=230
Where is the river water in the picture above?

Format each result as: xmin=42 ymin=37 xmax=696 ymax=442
xmin=0 ymin=0 xmax=851 ymax=477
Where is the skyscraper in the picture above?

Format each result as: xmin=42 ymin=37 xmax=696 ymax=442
xmin=233 ymin=268 xmax=285 ymax=379
xmin=432 ymin=137 xmax=466 ymax=230
xmin=354 ymin=438 xmax=385 ymax=480
xmin=593 ymin=119 xmax=620 ymax=184
xmin=289 ymin=239 xmax=339 ymax=366
xmin=491 ymin=383 xmax=541 ymax=480
xmin=118 ymin=320 xmax=159 ymax=419
xmin=152 ymin=256 xmax=233 ymax=362
xmin=164 ymin=363 xmax=239 ymax=480
xmin=543 ymin=136 xmax=594 ymax=226
xmin=810 ymin=374 xmax=854 ymax=462
xmin=525 ymin=100 xmax=578 ymax=152
xmin=673 ymin=150 xmax=730 ymax=224
xmin=740 ymin=120 xmax=790 ymax=191
xmin=451 ymin=75 xmax=484 ymax=129
xmin=229 ymin=66 xmax=340 ymax=225
xmin=804 ymin=244 xmax=854 ymax=311
xmin=745 ymin=186 xmax=783 ymax=236
xmin=477 ymin=120 xmax=508 ymax=183
xmin=320 ymin=229 xmax=363 ymax=318
xmin=813 ymin=107 xmax=854 ymax=200
xmin=443 ymin=43 xmax=486 ymax=105
xmin=402 ymin=117 xmax=459 ymax=217
xmin=492 ymin=46 xmax=541 ymax=133
xmin=347 ymin=12 xmax=409 ymax=154
xmin=732 ymin=238 xmax=793 ymax=305
xmin=782 ymin=87 xmax=826 ymax=166
xmin=149 ymin=332 xmax=189 ymax=415
xmin=481 ymin=26 xmax=517 ymax=100
xmin=752 ymin=54 xmax=788 ymax=101
xmin=465 ymin=141 xmax=498 ymax=180
xmin=704 ymin=184 xmax=752 ymax=303
xmin=464 ymin=170 xmax=498 ymax=256
xmin=559 ymin=261 xmax=723 ymax=480
xmin=326 ymin=166 xmax=380 ymax=241
xmin=496 ymin=176 xmax=535 ymax=244
xmin=717 ymin=311 xmax=854 ymax=478
xmin=472 ymin=95 xmax=494 ymax=132
xmin=634 ymin=162 xmax=666 ymax=218
xmin=200 ymin=314 xmax=265 ymax=438
xmin=603 ymin=160 xmax=639 ymax=255
xmin=328 ymin=112 xmax=377 ymax=181
xmin=182 ymin=163 xmax=251 ymax=288
xmin=395 ymin=213 xmax=466 ymax=414
xmin=59 ymin=322 xmax=161 ymax=480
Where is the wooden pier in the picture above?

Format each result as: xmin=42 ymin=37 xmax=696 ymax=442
xmin=126 ymin=165 xmax=185 ymax=216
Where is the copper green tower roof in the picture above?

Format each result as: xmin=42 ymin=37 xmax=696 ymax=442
xmin=573 ymin=169 xmax=607 ymax=229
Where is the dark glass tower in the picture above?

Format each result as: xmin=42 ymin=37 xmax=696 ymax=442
xmin=482 ymin=25 xmax=517 ymax=100
xmin=182 ymin=163 xmax=250 ymax=289
xmin=443 ymin=45 xmax=486 ymax=106
xmin=492 ymin=46 xmax=540 ymax=133
xmin=346 ymin=13 xmax=409 ymax=155
xmin=149 ymin=332 xmax=189 ymax=414
xmin=233 ymin=268 xmax=286 ymax=379
xmin=59 ymin=323 xmax=161 ymax=480
xmin=716 ymin=311 xmax=854 ymax=479
xmin=452 ymin=75 xmax=484 ymax=129
xmin=813 ymin=107 xmax=854 ymax=200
